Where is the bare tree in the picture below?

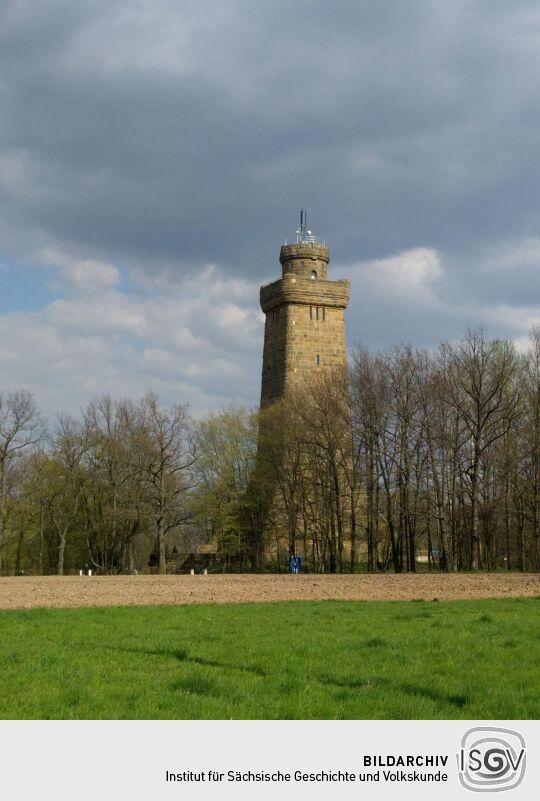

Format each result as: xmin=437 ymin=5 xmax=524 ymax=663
xmin=83 ymin=396 xmax=150 ymax=573
xmin=350 ymin=348 xmax=387 ymax=571
xmin=0 ymin=390 xmax=42 ymax=573
xmin=521 ymin=326 xmax=540 ymax=569
xmin=48 ymin=414 xmax=91 ymax=575
xmin=138 ymin=394 xmax=196 ymax=574
xmin=438 ymin=330 xmax=522 ymax=569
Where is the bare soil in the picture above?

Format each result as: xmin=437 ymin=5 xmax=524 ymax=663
xmin=0 ymin=573 xmax=538 ymax=610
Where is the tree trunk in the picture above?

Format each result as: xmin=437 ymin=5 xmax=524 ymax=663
xmin=158 ymin=470 xmax=166 ymax=574
xmin=15 ymin=527 xmax=24 ymax=575
xmin=470 ymin=455 xmax=480 ymax=570
xmin=57 ymin=530 xmax=67 ymax=575
xmin=39 ymin=500 xmax=45 ymax=576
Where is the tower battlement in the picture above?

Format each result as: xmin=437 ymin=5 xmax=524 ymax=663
xmin=260 ymin=214 xmax=350 ymax=406
xmin=260 ymin=275 xmax=350 ymax=314
xmin=279 ymin=242 xmax=330 ymax=280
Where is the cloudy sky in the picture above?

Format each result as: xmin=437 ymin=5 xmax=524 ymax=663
xmin=1 ymin=0 xmax=540 ymax=418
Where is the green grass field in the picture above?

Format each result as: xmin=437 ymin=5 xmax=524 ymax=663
xmin=0 ymin=598 xmax=538 ymax=719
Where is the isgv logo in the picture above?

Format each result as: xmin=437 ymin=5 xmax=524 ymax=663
xmin=457 ymin=727 xmax=526 ymax=792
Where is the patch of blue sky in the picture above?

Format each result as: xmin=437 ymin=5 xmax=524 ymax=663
xmin=114 ymin=264 xmax=137 ymax=295
xmin=0 ymin=256 xmax=57 ymax=313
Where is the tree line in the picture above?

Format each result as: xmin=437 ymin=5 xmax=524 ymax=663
xmin=1 ymin=328 xmax=540 ymax=574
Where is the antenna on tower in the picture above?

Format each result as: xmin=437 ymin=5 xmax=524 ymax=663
xmin=296 ymin=209 xmax=319 ymax=244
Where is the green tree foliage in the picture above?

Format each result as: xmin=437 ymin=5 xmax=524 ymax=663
xmin=190 ymin=407 xmax=258 ymax=570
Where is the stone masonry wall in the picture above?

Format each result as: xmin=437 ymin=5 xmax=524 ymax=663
xmin=280 ymin=242 xmax=330 ymax=280
xmin=260 ymin=254 xmax=350 ymax=406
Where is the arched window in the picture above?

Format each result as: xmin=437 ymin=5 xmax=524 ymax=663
xmin=310 ymin=270 xmax=317 ymax=280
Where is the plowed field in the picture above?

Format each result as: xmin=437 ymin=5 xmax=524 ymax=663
xmin=0 ymin=572 xmax=539 ymax=609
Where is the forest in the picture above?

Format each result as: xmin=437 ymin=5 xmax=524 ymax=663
xmin=1 ymin=328 xmax=540 ymax=574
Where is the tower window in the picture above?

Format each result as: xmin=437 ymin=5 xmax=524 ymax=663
xmin=316 ymin=354 xmax=320 ymax=366
xmin=322 ymin=306 xmax=326 ymax=321
xmin=311 ymin=270 xmax=317 ymax=280
xmin=309 ymin=306 xmax=313 ymax=320
xmin=316 ymin=306 xmax=319 ymax=320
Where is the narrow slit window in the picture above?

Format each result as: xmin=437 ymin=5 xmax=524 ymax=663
xmin=316 ymin=354 xmax=320 ymax=366
xmin=309 ymin=306 xmax=313 ymax=320
xmin=322 ymin=306 xmax=326 ymax=321
xmin=316 ymin=306 xmax=319 ymax=321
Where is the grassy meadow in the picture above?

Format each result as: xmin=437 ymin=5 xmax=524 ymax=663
xmin=0 ymin=598 xmax=538 ymax=719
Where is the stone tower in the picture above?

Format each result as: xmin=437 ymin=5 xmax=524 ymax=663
xmin=260 ymin=212 xmax=350 ymax=406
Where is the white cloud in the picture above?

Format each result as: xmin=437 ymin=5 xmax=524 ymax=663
xmin=342 ymin=244 xmax=540 ymax=351
xmin=347 ymin=247 xmax=444 ymax=304
xmin=40 ymin=251 xmax=120 ymax=293
xmin=60 ymin=259 xmax=120 ymax=293
xmin=4 ymin=240 xmax=540 ymax=422
xmin=0 ymin=255 xmax=263 ymax=419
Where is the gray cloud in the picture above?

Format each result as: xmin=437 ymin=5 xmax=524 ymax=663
xmin=1 ymin=0 xmax=540 ymax=411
